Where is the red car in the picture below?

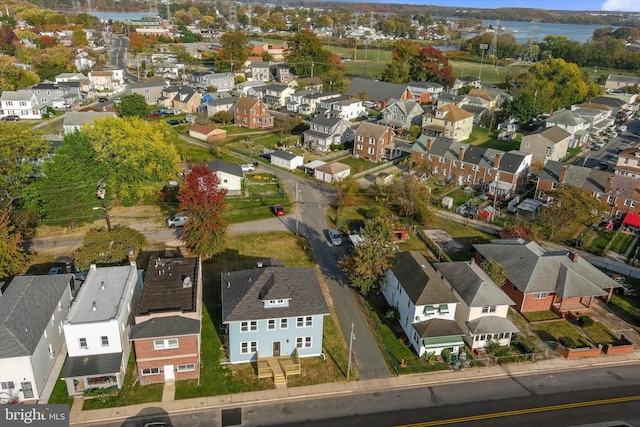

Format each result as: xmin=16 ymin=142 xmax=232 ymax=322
xmin=273 ymin=205 xmax=285 ymax=216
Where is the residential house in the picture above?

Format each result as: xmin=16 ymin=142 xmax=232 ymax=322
xmin=379 ymin=99 xmax=425 ymax=131
xmin=605 ymin=74 xmax=640 ymax=91
xmin=74 ymin=50 xmax=96 ymax=72
xmin=473 ymin=239 xmax=617 ymax=316
xmin=199 ymin=95 xmax=238 ymax=118
xmin=234 ymin=97 xmax=274 ymax=129
xmin=63 ymin=111 xmax=118 ymax=135
xmin=126 ymin=80 xmax=168 ymax=104
xmin=0 ymin=90 xmax=46 ymax=119
xmin=89 ymin=69 xmax=125 ymax=93
xmin=467 ymin=89 xmax=497 ymax=109
xmin=303 ymin=116 xmax=354 ymax=153
xmin=221 ymin=266 xmax=329 ymax=364
xmin=56 ymin=73 xmax=91 ymax=98
xmin=433 ymin=261 xmax=518 ymax=350
xmin=61 ymin=263 xmax=142 ymax=396
xmin=346 ymin=77 xmax=412 ymax=109
xmin=615 ymin=145 xmax=640 ymax=179
xmin=0 ymin=275 xmax=73 ymax=402
xmin=452 ymin=75 xmax=481 ymax=91
xmin=436 ymin=93 xmax=469 ymax=109
xmin=325 ymin=97 xmax=366 ymax=120
xmin=290 ymin=77 xmax=324 ymax=92
xmin=570 ymin=103 xmax=614 ymax=135
xmin=545 ymin=110 xmax=590 ymax=148
xmin=171 ymin=86 xmax=203 ymax=114
xmin=206 ymin=159 xmax=244 ymax=195
xmin=130 ymin=256 xmax=202 ymax=384
xmin=405 ymin=81 xmax=443 ymax=103
xmin=422 ymin=104 xmax=474 ymax=141
xmin=273 ymin=64 xmax=293 ymax=83
xmin=314 ymin=162 xmax=351 ymax=183
xmin=520 ymin=126 xmax=572 ymax=164
xmin=191 ymin=72 xmax=235 ymax=92
xmin=590 ymin=95 xmax=634 ymax=120
xmin=286 ymin=90 xmax=316 ymax=114
xmin=262 ymin=84 xmax=295 ymax=109
xmin=411 ymin=136 xmax=532 ymax=197
xmin=270 ymin=150 xmax=304 ymax=171
xmin=250 ymin=61 xmax=271 ymax=82
xmin=461 ymin=104 xmax=490 ymax=126
xmin=236 ymin=81 xmax=268 ymax=99
xmin=31 ymin=83 xmax=67 ymax=109
xmin=188 ymin=125 xmax=227 ymax=143
xmin=353 ymin=122 xmax=395 ymax=162
xmin=381 ymin=252 xmax=463 ymax=357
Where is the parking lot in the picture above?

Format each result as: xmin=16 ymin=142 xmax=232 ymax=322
xmin=581 ymin=118 xmax=640 ymax=170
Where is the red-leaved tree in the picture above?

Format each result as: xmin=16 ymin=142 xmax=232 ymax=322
xmin=178 ymin=164 xmax=228 ymax=258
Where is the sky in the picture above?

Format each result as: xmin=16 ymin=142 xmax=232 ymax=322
xmin=404 ymin=0 xmax=640 ymax=12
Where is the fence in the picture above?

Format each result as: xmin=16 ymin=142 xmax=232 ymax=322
xmin=352 ymin=155 xmax=410 ymax=179
xmin=318 ymin=150 xmax=350 ymax=161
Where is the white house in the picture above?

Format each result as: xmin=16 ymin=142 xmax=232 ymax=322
xmin=206 ymin=159 xmax=244 ymax=196
xmin=61 ymin=263 xmax=142 ymax=396
xmin=270 ymin=150 xmax=304 ymax=171
xmin=326 ymin=98 xmax=366 ymax=120
xmin=63 ymin=111 xmax=118 ymax=135
xmin=0 ymin=275 xmax=73 ymax=402
xmin=434 ymin=261 xmax=519 ymax=350
xmin=0 ymin=90 xmax=46 ymax=119
xmin=381 ymin=252 xmax=464 ymax=357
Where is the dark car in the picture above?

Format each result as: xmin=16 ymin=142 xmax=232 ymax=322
xmin=273 ymin=204 xmax=285 ymax=216
xmin=2 ymin=115 xmax=20 ymax=121
xmin=615 ymin=283 xmax=637 ymax=297
xmin=167 ymin=119 xmax=181 ymax=126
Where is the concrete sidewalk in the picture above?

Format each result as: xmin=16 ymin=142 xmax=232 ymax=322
xmin=68 ymin=350 xmax=640 ymax=426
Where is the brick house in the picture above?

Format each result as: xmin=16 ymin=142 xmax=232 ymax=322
xmin=234 ymin=97 xmax=274 ymax=129
xmin=422 ymin=104 xmax=474 ymax=141
xmin=473 ymin=239 xmax=618 ymax=316
xmin=353 ymin=122 xmax=395 ymax=162
xmin=130 ymin=256 xmax=202 ymax=384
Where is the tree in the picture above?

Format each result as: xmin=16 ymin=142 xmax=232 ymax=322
xmin=536 ymin=186 xmax=601 ymax=239
xmin=0 ymin=28 xmax=18 ymax=56
xmin=83 ymin=117 xmax=180 ymax=204
xmin=389 ymin=175 xmax=432 ymax=225
xmin=0 ymin=210 xmax=28 ymax=277
xmin=382 ymin=41 xmax=454 ymax=87
xmin=212 ymin=111 xmax=233 ymax=125
xmin=338 ymin=217 xmax=396 ymax=294
xmin=480 ymin=258 xmax=507 ymax=287
xmin=117 ymin=93 xmax=150 ymax=119
xmin=74 ymin=226 xmax=146 ymax=270
xmin=71 ymin=25 xmax=88 ymax=47
xmin=503 ymin=92 xmax=536 ymax=124
xmin=285 ymin=30 xmax=332 ymax=78
xmin=178 ymin=164 xmax=228 ymax=258
xmin=28 ymin=44 xmax=75 ymax=81
xmin=0 ymin=56 xmax=39 ymax=91
xmin=381 ymin=39 xmax=419 ymax=83
xmin=217 ymin=31 xmax=251 ymax=71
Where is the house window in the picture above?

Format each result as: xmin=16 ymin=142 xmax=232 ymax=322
xmin=481 ymin=306 xmax=497 ymax=313
xmin=241 ymin=321 xmax=248 ymax=332
xmin=101 ymin=336 xmax=109 ymax=347
xmin=240 ymin=341 xmax=257 ymax=354
xmin=368 ymin=147 xmax=375 ymax=155
xmin=280 ymin=318 xmax=288 ymax=329
xmin=512 ymin=285 xmax=518 ymax=293
xmin=141 ymin=367 xmax=160 ymax=376
xmin=268 ymin=319 xmax=276 ymax=330
xmin=296 ymin=336 xmax=312 ymax=348
xmin=534 ymin=292 xmax=548 ymax=299
xmin=438 ymin=304 xmax=449 ymax=314
xmin=297 ymin=316 xmax=312 ymax=327
xmin=551 ymin=183 xmax=558 ymax=190
xmin=79 ymin=338 xmax=88 ymax=349
xmin=1 ymin=381 xmax=15 ymax=390
xmin=154 ymin=339 xmax=179 ymax=350
xmin=177 ymin=364 xmax=195 ymax=372
xmin=424 ymin=305 xmax=436 ymax=315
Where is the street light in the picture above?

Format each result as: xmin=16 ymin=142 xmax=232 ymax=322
xmin=478 ymin=43 xmax=488 ymax=80
xmin=93 ymin=206 xmax=112 ymax=232
xmin=347 ymin=322 xmax=356 ymax=380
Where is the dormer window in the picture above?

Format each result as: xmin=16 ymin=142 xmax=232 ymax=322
xmin=423 ymin=305 xmax=436 ymax=316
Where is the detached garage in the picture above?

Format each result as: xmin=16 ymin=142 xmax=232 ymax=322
xmin=314 ymin=162 xmax=350 ymax=183
xmin=189 ymin=124 xmax=227 ymax=142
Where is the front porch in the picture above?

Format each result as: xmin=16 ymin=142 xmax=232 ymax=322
xmin=552 ymin=296 xmax=593 ymax=318
xmin=256 ymin=350 xmax=301 ymax=385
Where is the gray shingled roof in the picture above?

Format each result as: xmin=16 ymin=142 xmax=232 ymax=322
xmin=389 ymin=252 xmax=458 ymax=305
xmin=466 ymin=316 xmax=519 ymax=335
xmin=346 ymin=77 xmax=407 ymax=102
xmin=130 ymin=316 xmax=200 ymax=340
xmin=221 ymin=267 xmax=329 ymax=322
xmin=271 ymin=150 xmax=299 ymax=161
xmin=62 ymin=352 xmax=122 ymax=378
xmin=434 ymin=261 xmax=514 ymax=307
xmin=499 ymin=151 xmax=529 ymax=174
xmin=0 ymin=275 xmax=72 ymax=358
xmin=538 ymin=160 xmax=611 ymax=193
xmin=206 ymin=159 xmax=243 ymax=177
xmin=473 ymin=239 xmax=613 ymax=297
xmin=413 ymin=318 xmax=464 ymax=339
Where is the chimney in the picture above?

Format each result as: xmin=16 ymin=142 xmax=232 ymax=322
xmin=494 ymin=152 xmax=502 ymax=169
xmin=559 ymin=164 xmax=568 ymax=183
xmin=459 ymin=145 xmax=465 ymax=160
xmin=426 ymin=138 xmax=433 ymax=153
xmin=606 ymin=175 xmax=615 ymax=193
xmin=568 ymin=250 xmax=579 ymax=263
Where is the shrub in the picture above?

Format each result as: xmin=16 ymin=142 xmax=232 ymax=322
xmin=559 ymin=336 xmax=577 ymax=349
xmin=579 ymin=315 xmax=594 ymax=327
xmin=384 ymin=307 xmax=399 ymax=321
xmin=510 ymin=334 xmax=536 ymax=354
xmin=364 ymin=207 xmax=380 ymax=219
xmin=441 ymin=348 xmax=452 ymax=363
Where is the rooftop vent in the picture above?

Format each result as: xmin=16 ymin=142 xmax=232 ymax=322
xmin=100 ymin=281 xmax=105 ymax=290
xmin=92 ymin=301 xmax=97 ymax=311
xmin=182 ymin=276 xmax=192 ymax=288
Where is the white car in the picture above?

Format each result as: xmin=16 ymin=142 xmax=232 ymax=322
xmin=328 ymin=229 xmax=342 ymax=246
xmin=166 ymin=214 xmax=189 ymax=227
xmin=241 ymin=163 xmax=256 ymax=172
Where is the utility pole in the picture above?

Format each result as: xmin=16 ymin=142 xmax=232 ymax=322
xmin=347 ymin=322 xmax=355 ymax=380
xmin=295 ymin=181 xmax=299 ymax=236
xmin=95 ymin=180 xmax=112 ymax=232
xmin=478 ymin=43 xmax=488 ymax=80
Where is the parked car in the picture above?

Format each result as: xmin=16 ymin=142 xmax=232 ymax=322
xmin=615 ymin=283 xmax=637 ymax=297
xmin=149 ymin=112 xmax=162 ymax=118
xmin=241 ymin=163 xmax=255 ymax=172
xmin=98 ymin=96 xmax=108 ymax=103
xmin=327 ymin=229 xmax=342 ymax=246
xmin=113 ymin=97 xmax=121 ymax=104
xmin=166 ymin=214 xmax=189 ymax=227
xmin=48 ymin=266 xmax=63 ymax=275
xmin=167 ymin=119 xmax=181 ymax=126
xmin=272 ymin=204 xmax=285 ymax=216
xmin=2 ymin=115 xmax=20 ymax=121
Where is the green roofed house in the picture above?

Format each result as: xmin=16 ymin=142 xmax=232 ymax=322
xmin=381 ymin=251 xmax=463 ymax=357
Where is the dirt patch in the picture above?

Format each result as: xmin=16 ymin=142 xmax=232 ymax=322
xmin=422 ymin=229 xmax=464 ymax=251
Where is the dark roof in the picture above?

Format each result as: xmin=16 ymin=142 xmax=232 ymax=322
xmin=206 ymin=158 xmax=243 ymax=177
xmin=434 ymin=261 xmax=514 ymax=307
xmin=221 ymin=267 xmax=329 ymax=322
xmin=466 ymin=316 xmax=519 ymax=334
xmin=62 ymin=352 xmax=122 ymax=378
xmin=271 ymin=150 xmax=300 ymax=161
xmin=499 ymin=151 xmax=529 ymax=174
xmin=130 ymin=316 xmax=200 ymax=340
xmin=136 ymin=256 xmax=199 ymax=316
xmin=538 ymin=160 xmax=611 ymax=193
xmin=346 ymin=77 xmax=407 ymax=103
xmin=0 ymin=275 xmax=72 ymax=358
xmin=389 ymin=252 xmax=458 ymax=305
xmin=413 ymin=318 xmax=464 ymax=339
xmin=309 ymin=115 xmax=342 ymax=127
xmin=589 ymin=96 xmax=626 ymax=108
xmin=204 ymin=96 xmax=238 ymax=106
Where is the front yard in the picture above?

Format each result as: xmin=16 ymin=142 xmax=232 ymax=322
xmin=533 ymin=320 xmax=591 ymax=348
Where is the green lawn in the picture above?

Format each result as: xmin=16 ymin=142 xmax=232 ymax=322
xmin=224 ymin=173 xmax=289 ymax=223
xmin=467 ymin=127 xmax=522 ymax=151
xmin=581 ymin=321 xmax=619 ymax=345
xmin=533 ymin=320 xmax=590 ymax=348
xmin=427 ymin=215 xmax=495 ymax=261
xmin=332 ymin=155 xmax=381 ymax=175
xmin=609 ymin=232 xmax=635 ymax=255
xmin=523 ymin=311 xmax=561 ymax=322
xmin=607 ymin=294 xmax=640 ymax=329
